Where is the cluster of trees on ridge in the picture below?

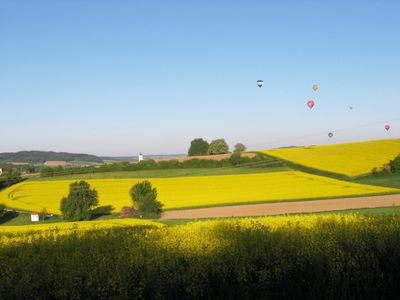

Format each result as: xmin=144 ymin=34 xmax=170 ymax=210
xmin=60 ymin=180 xmax=163 ymax=220
xmin=188 ymin=138 xmax=246 ymax=156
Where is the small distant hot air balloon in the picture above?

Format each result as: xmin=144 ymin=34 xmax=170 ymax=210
xmin=256 ymin=80 xmax=264 ymax=88
xmin=328 ymin=132 xmax=333 ymax=138
xmin=312 ymin=84 xmax=318 ymax=91
xmin=385 ymin=125 xmax=391 ymax=131
xmin=349 ymin=106 xmax=353 ymax=110
xmin=307 ymin=100 xmax=315 ymax=109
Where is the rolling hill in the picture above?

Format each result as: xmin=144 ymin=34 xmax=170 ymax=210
xmin=0 ymin=151 xmax=103 ymax=164
xmin=259 ymin=139 xmax=400 ymax=177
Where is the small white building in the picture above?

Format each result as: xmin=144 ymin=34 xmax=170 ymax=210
xmin=0 ymin=168 xmax=2 ymax=176
xmin=31 ymin=212 xmax=39 ymax=222
xmin=138 ymin=153 xmax=144 ymax=162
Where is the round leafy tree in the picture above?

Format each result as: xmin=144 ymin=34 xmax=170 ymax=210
xmin=234 ymin=143 xmax=246 ymax=153
xmin=188 ymin=138 xmax=209 ymax=156
xmin=130 ymin=180 xmax=163 ymax=218
xmin=60 ymin=181 xmax=99 ymax=221
xmin=208 ymin=139 xmax=229 ymax=155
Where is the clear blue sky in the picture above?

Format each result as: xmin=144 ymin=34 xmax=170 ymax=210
xmin=1 ymin=0 xmax=399 ymax=156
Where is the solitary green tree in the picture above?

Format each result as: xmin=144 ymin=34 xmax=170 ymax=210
xmin=208 ymin=139 xmax=229 ymax=155
xmin=129 ymin=181 xmax=163 ymax=218
xmin=188 ymin=138 xmax=209 ymax=156
xmin=234 ymin=143 xmax=247 ymax=153
xmin=60 ymin=181 xmax=99 ymax=221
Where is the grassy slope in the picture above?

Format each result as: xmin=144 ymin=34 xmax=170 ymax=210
xmin=354 ymin=173 xmax=400 ymax=189
xmin=0 ymin=211 xmax=119 ymax=226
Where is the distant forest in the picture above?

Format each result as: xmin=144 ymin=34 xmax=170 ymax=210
xmin=0 ymin=151 xmax=103 ymax=163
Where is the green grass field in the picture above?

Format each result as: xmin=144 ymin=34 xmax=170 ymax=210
xmin=2 ymin=205 xmax=400 ymax=227
xmin=30 ymin=166 xmax=290 ymax=181
xmin=0 ymin=210 xmax=118 ymax=226
xmin=354 ymin=173 xmax=400 ymax=189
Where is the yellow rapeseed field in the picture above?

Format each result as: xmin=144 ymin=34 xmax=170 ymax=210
xmin=260 ymin=138 xmax=400 ymax=176
xmin=0 ymin=214 xmax=378 ymax=246
xmin=0 ymin=218 xmax=163 ymax=244
xmin=0 ymin=171 xmax=397 ymax=213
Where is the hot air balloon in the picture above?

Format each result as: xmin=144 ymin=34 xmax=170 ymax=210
xmin=328 ymin=132 xmax=333 ymax=138
xmin=256 ymin=80 xmax=264 ymax=88
xmin=307 ymin=100 xmax=315 ymax=109
xmin=349 ymin=106 xmax=353 ymax=110
xmin=312 ymin=84 xmax=318 ymax=91
xmin=385 ymin=125 xmax=391 ymax=131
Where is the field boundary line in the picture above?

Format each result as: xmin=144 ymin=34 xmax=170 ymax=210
xmin=160 ymin=194 xmax=400 ymax=220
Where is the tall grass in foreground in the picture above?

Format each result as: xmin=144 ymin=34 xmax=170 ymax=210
xmin=1 ymin=215 xmax=400 ymax=299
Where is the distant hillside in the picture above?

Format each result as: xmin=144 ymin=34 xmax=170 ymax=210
xmin=0 ymin=151 xmax=103 ymax=164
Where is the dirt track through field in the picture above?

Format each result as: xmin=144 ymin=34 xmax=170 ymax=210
xmin=160 ymin=194 xmax=400 ymax=220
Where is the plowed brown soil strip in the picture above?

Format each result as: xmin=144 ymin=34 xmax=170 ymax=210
xmin=160 ymin=194 xmax=400 ymax=220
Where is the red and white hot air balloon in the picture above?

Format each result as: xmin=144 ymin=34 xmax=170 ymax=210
xmin=307 ymin=100 xmax=315 ymax=109
xmin=385 ymin=124 xmax=391 ymax=131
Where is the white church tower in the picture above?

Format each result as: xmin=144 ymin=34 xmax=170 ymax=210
xmin=138 ymin=153 xmax=144 ymax=162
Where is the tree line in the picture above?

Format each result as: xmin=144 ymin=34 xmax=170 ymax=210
xmin=40 ymin=153 xmax=280 ymax=177
xmin=188 ymin=138 xmax=246 ymax=156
